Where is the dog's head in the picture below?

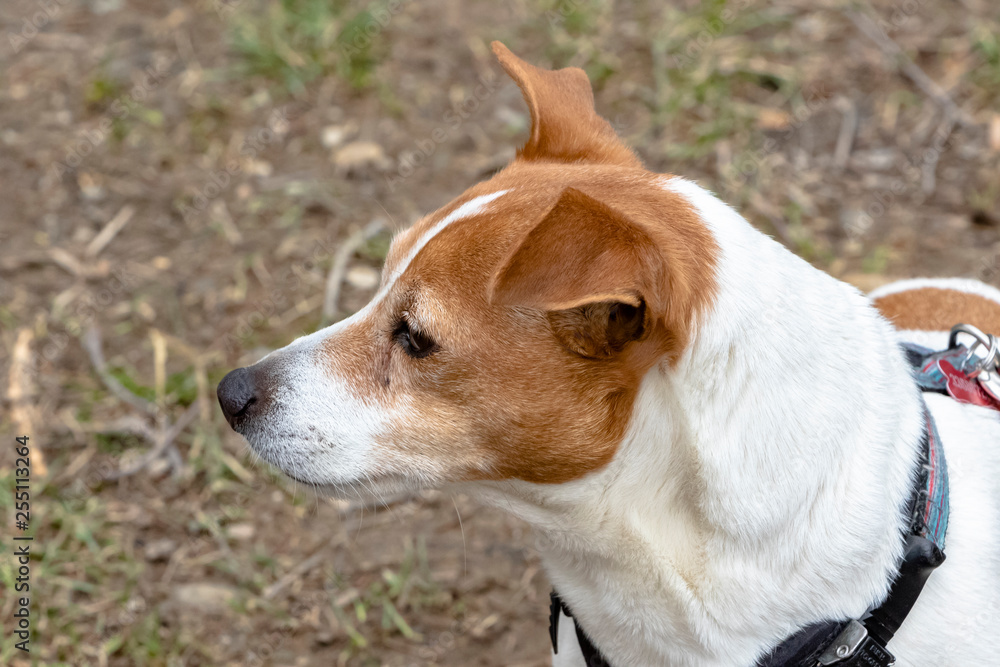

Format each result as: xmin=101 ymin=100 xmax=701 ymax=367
xmin=218 ymin=43 xmax=717 ymax=497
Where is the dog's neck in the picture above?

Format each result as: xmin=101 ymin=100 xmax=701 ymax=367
xmin=466 ymin=179 xmax=926 ymax=666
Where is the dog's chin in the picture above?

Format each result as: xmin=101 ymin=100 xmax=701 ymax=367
xmin=278 ymin=468 xmax=421 ymax=503
xmin=237 ymin=426 xmax=430 ymax=502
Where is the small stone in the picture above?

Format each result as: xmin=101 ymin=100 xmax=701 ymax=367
xmin=321 ymin=125 xmax=348 ymax=149
xmin=146 ymin=456 xmax=171 ymax=479
xmin=756 ymin=108 xmax=791 ymax=130
xmin=849 ymin=149 xmax=897 ymax=172
xmin=71 ymin=225 xmax=96 ymax=245
xmin=236 ymin=183 xmax=253 ymax=200
xmin=135 ymin=300 xmax=156 ymax=321
xmin=77 ymin=172 xmax=105 ymax=201
xmin=9 ymin=83 xmax=29 ymax=101
xmin=314 ymin=629 xmax=339 ymax=646
xmin=227 ymin=522 xmax=255 ymax=541
xmin=171 ymin=583 xmax=239 ymax=614
xmin=345 ymin=265 xmax=379 ymax=290
xmin=144 ymin=538 xmax=177 ymax=562
xmin=839 ymin=209 xmax=871 ymax=241
xmin=332 ymin=141 xmax=391 ymax=175
xmin=245 ymin=159 xmax=273 ymax=178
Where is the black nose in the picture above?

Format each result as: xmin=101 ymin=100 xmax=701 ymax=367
xmin=217 ymin=367 xmax=258 ymax=428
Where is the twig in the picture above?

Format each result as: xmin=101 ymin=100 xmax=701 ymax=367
xmin=748 ymin=191 xmax=796 ymax=248
xmin=165 ymin=444 xmax=184 ymax=478
xmin=82 ymin=325 xmax=200 ymax=479
xmin=833 ymin=98 xmax=859 ymax=169
xmin=8 ymin=328 xmax=48 ymax=475
xmin=846 ymin=10 xmax=975 ymax=128
xmin=84 ymin=415 xmax=158 ymax=440
xmin=86 ymin=205 xmax=136 ymax=259
xmin=83 ymin=326 xmax=157 ymax=416
xmin=105 ymin=402 xmax=199 ymax=480
xmin=0 ymin=251 xmax=51 ymax=273
xmin=210 ymin=200 xmax=243 ymax=246
xmin=262 ymin=542 xmax=332 ymax=600
xmin=321 ymin=219 xmax=386 ymax=325
xmin=921 ymin=110 xmax=957 ymax=197
xmin=47 ymin=247 xmax=86 ymax=278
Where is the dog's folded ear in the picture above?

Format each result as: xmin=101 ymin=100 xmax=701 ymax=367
xmin=488 ymin=188 xmax=665 ymax=357
xmin=491 ymin=41 xmax=641 ymax=168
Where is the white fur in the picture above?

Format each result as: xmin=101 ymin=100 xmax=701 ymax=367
xmin=249 ymin=176 xmax=1000 ymax=665
xmin=469 ymin=180 xmax=1000 ymax=666
xmin=240 ymin=319 xmax=397 ymax=489
xmin=238 ymin=189 xmax=511 ymax=495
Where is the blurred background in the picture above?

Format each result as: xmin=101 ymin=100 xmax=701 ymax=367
xmin=1 ymin=0 xmax=998 ymax=664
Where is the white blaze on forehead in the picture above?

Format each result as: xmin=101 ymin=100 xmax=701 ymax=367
xmin=263 ymin=189 xmax=512 ymax=367
xmin=379 ymin=189 xmax=510 ymax=296
xmin=239 ymin=190 xmax=510 ymax=489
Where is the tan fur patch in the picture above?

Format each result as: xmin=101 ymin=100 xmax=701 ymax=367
xmin=874 ymin=287 xmax=1000 ymax=334
xmin=360 ymin=165 xmax=717 ymax=485
xmin=316 ymin=46 xmax=719 ymax=487
xmin=491 ymin=42 xmax=640 ymax=167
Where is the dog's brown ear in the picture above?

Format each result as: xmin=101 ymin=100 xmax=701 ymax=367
xmin=489 ymin=188 xmax=664 ymax=357
xmin=491 ymin=42 xmax=641 ymax=168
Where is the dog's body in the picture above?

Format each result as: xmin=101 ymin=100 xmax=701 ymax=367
xmin=218 ymin=44 xmax=1000 ymax=666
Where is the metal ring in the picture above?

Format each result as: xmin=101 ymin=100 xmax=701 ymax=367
xmin=950 ymin=323 xmax=999 ymax=376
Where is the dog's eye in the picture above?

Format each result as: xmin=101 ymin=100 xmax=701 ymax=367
xmin=394 ymin=320 xmax=437 ymax=358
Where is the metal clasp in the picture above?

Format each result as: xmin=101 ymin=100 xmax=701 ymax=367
xmin=817 ymin=620 xmax=868 ymax=665
xmin=949 ymin=323 xmax=999 ymax=377
xmin=950 ymin=323 xmax=1000 ymax=402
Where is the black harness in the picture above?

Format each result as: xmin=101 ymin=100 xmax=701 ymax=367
xmin=547 ymin=341 xmax=964 ymax=667
xmin=549 ymin=483 xmax=944 ymax=667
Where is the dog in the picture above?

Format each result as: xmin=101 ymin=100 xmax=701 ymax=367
xmin=218 ymin=43 xmax=1000 ymax=666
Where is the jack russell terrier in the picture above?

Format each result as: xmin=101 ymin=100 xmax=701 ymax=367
xmin=218 ymin=43 xmax=1000 ymax=666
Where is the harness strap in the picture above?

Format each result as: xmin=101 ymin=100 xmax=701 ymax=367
xmin=864 ymin=534 xmax=945 ymax=647
xmin=550 ymin=591 xmax=611 ymax=667
xmin=549 ymin=414 xmax=944 ymax=667
xmin=546 ymin=339 xmax=973 ymax=667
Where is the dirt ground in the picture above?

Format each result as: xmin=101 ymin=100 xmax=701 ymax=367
xmin=1 ymin=0 xmax=999 ymax=665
